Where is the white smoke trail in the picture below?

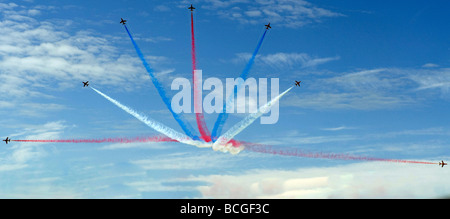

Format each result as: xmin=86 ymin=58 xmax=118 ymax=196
xmin=213 ymin=86 xmax=293 ymax=154
xmin=91 ymin=87 xmax=211 ymax=148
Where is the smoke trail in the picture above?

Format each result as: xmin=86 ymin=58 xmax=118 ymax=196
xmin=91 ymin=87 xmax=210 ymax=148
xmin=213 ymin=86 xmax=293 ymax=153
xmin=191 ymin=11 xmax=211 ymax=142
xmin=12 ymin=136 xmax=176 ymax=144
xmin=211 ymin=29 xmax=268 ymax=140
xmin=123 ymin=25 xmax=199 ymax=140
xmin=244 ymin=143 xmax=438 ymax=165
xmin=191 ymin=12 xmax=197 ymax=72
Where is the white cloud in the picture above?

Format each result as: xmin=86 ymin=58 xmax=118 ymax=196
xmin=99 ymin=142 xmax=171 ymax=150
xmin=234 ymin=52 xmax=339 ymax=69
xmin=0 ymin=2 xmax=18 ymax=11
xmin=124 ymin=180 xmax=196 ymax=193
xmin=130 ymin=151 xmax=243 ymax=170
xmin=422 ymin=63 xmax=439 ymax=68
xmin=409 ymin=68 xmax=450 ymax=93
xmin=324 ymin=68 xmax=394 ymax=91
xmin=245 ymin=10 xmax=262 ymax=17
xmin=0 ymin=163 xmax=28 ymax=172
xmin=0 ymin=3 xmax=176 ymax=117
xmin=284 ymin=68 xmax=422 ymax=110
xmin=0 ymin=121 xmax=68 ymax=172
xmin=258 ymin=133 xmax=357 ymax=146
xmin=27 ymin=9 xmax=40 ymax=16
xmin=253 ymin=126 xmax=450 ymax=156
xmin=322 ymin=126 xmax=355 ymax=131
xmin=0 ymin=4 xmax=170 ymax=102
xmin=154 ymin=5 xmax=171 ymax=12
xmin=0 ymin=183 xmax=81 ymax=198
xmin=285 ymin=91 xmax=415 ymax=110
xmin=186 ymin=0 xmax=343 ymax=28
xmin=188 ymin=161 xmax=450 ymax=198
xmin=14 ymin=103 xmax=69 ymax=117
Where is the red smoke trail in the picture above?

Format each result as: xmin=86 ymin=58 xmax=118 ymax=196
xmin=191 ymin=12 xmax=197 ymax=77
xmin=191 ymin=11 xmax=211 ymax=142
xmin=12 ymin=136 xmax=177 ymax=144
xmin=243 ymin=143 xmax=438 ymax=165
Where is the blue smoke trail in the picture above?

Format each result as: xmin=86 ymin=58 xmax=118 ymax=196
xmin=213 ymin=86 xmax=293 ymax=154
xmin=211 ymin=29 xmax=268 ymax=141
xmin=123 ymin=25 xmax=199 ymax=140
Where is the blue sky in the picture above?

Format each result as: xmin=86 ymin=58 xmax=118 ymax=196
xmin=0 ymin=0 xmax=449 ymax=198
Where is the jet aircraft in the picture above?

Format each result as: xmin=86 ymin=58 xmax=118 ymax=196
xmin=265 ymin=22 xmax=271 ymax=29
xmin=120 ymin=18 xmax=127 ymax=25
xmin=295 ymin=81 xmax=301 ymax=87
xmin=439 ymin=160 xmax=447 ymax=168
xmin=3 ymin=137 xmax=10 ymax=144
xmin=188 ymin=4 xmax=195 ymax=11
xmin=83 ymin=81 xmax=89 ymax=87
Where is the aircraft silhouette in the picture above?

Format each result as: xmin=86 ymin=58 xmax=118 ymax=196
xmin=3 ymin=137 xmax=10 ymax=144
xmin=188 ymin=4 xmax=195 ymax=11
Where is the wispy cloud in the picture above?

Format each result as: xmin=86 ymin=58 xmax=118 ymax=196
xmin=409 ymin=68 xmax=450 ymax=93
xmin=99 ymin=142 xmax=172 ymax=150
xmin=234 ymin=52 xmax=339 ymax=69
xmin=124 ymin=179 xmax=198 ymax=193
xmin=286 ymin=91 xmax=415 ymax=110
xmin=130 ymin=151 xmax=244 ymax=170
xmin=321 ymin=126 xmax=356 ymax=131
xmin=422 ymin=63 xmax=439 ymax=68
xmin=368 ymin=127 xmax=450 ymax=139
xmin=0 ymin=121 xmax=68 ymax=172
xmin=154 ymin=5 xmax=171 ymax=12
xmin=187 ymin=161 xmax=448 ymax=198
xmin=0 ymin=3 xmax=178 ymax=118
xmin=255 ymin=126 xmax=450 ymax=153
xmin=285 ymin=68 xmax=421 ymax=110
xmin=183 ymin=0 xmax=344 ymax=28
xmin=256 ymin=133 xmax=358 ymax=146
xmin=0 ymin=3 xmax=170 ymax=101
